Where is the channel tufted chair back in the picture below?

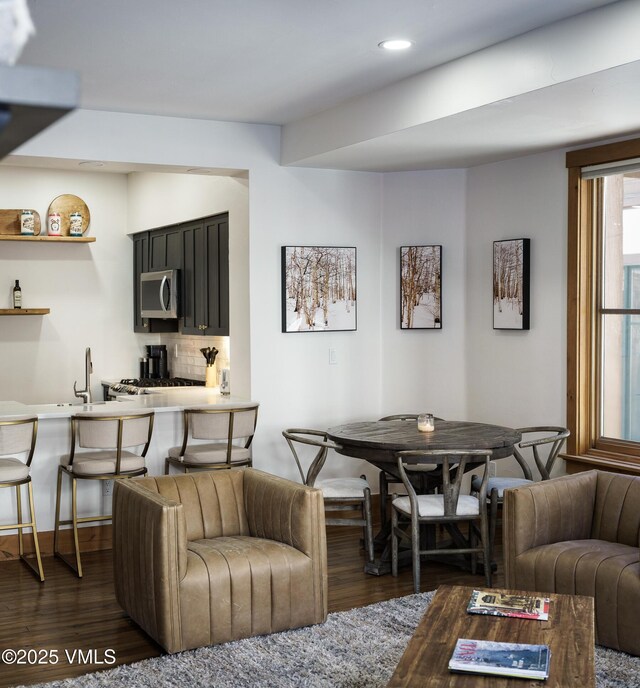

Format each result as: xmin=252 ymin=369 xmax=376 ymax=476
xmin=504 ymin=470 xmax=640 ymax=655
xmin=113 ymin=468 xmax=328 ymax=653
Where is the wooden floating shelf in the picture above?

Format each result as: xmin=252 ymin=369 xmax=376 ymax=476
xmin=0 ymin=308 xmax=50 ymax=315
xmin=0 ymin=235 xmax=95 ymax=243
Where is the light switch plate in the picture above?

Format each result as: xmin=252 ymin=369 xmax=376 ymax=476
xmin=329 ymin=348 xmax=337 ymax=365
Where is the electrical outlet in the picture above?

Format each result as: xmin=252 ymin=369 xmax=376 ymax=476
xmin=488 ymin=462 xmax=497 ymax=478
xmin=329 ymin=348 xmax=337 ymax=365
xmin=102 ymin=480 xmax=114 ymax=497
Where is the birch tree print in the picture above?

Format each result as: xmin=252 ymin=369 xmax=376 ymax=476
xmin=282 ymin=246 xmax=357 ymax=332
xmin=401 ymin=245 xmax=442 ymax=329
xmin=493 ymin=238 xmax=530 ymax=330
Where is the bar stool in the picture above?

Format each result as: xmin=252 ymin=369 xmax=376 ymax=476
xmin=0 ymin=416 xmax=44 ymax=582
xmin=54 ymin=411 xmax=154 ymax=577
xmin=164 ymin=404 xmax=258 ymax=474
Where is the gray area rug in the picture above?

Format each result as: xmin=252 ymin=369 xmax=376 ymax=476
xmin=24 ymin=591 xmax=640 ymax=687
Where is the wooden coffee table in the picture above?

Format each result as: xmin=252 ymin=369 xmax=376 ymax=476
xmin=387 ymin=584 xmax=595 ymax=687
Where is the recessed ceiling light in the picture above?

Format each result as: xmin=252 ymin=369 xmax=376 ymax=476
xmin=78 ymin=160 xmax=105 ymax=167
xmin=378 ymin=39 xmax=413 ymax=51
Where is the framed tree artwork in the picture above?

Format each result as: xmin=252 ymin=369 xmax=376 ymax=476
xmin=493 ymin=238 xmax=530 ymax=330
xmin=400 ymin=245 xmax=442 ymax=329
xmin=281 ymin=245 xmax=357 ymax=332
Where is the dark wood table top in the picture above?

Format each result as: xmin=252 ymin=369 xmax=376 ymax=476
xmin=326 ymin=419 xmax=521 ymax=467
xmin=387 ymin=584 xmax=595 ymax=687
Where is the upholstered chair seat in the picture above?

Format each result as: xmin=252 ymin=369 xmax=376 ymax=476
xmin=317 ymin=477 xmax=369 ymax=499
xmin=392 ymin=494 xmax=481 ymax=517
xmin=471 ymin=475 xmax=531 ymax=498
xmin=113 ymin=468 xmax=327 ymax=653
xmin=167 ymin=444 xmax=251 ymax=465
xmin=0 ymin=456 xmax=31 ymax=482
xmin=59 ymin=451 xmax=146 ymax=475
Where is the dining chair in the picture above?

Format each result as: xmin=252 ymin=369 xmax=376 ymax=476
xmin=391 ymin=448 xmax=493 ymax=593
xmin=282 ymin=428 xmax=374 ymax=563
xmin=54 ymin=411 xmax=154 ymax=577
xmin=470 ymin=426 xmax=570 ymax=556
xmin=0 ymin=416 xmax=44 ymax=582
xmin=164 ymin=404 xmax=258 ymax=474
xmin=377 ymin=415 xmax=442 ymax=529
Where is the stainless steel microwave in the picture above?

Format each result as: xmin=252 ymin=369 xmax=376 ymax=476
xmin=140 ymin=269 xmax=179 ymax=319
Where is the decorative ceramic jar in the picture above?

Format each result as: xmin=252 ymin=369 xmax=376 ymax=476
xmin=20 ymin=210 xmax=35 ymax=235
xmin=47 ymin=212 xmax=62 ymax=236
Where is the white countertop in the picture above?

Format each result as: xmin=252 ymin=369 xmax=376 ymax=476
xmin=0 ymin=388 xmax=255 ymax=420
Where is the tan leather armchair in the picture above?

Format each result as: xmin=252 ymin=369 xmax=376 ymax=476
xmin=503 ymin=470 xmax=640 ymax=655
xmin=113 ymin=468 xmax=328 ymax=653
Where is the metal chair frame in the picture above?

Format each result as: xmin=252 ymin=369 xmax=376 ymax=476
xmin=283 ymin=428 xmax=374 ymax=563
xmin=54 ymin=412 xmax=154 ymax=577
xmin=164 ymin=404 xmax=258 ymax=474
xmin=391 ymin=449 xmax=493 ymax=593
xmin=0 ymin=417 xmax=44 ymax=582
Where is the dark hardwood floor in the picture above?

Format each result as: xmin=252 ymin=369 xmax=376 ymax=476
xmin=0 ymin=526 xmax=504 ymax=687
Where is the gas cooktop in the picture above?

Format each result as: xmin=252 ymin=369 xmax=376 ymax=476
xmin=109 ymin=378 xmax=205 ymax=395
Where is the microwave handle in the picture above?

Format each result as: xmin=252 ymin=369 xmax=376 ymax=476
xmin=159 ymin=275 xmax=169 ymax=312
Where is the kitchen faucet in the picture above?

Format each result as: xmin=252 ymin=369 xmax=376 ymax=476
xmin=73 ymin=347 xmax=92 ymax=404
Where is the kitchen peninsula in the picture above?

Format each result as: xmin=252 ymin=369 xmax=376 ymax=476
xmin=0 ymin=389 xmax=257 ymax=534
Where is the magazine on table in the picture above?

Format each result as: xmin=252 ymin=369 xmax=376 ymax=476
xmin=467 ymin=589 xmax=550 ymax=621
xmin=448 ymin=638 xmax=551 ymax=680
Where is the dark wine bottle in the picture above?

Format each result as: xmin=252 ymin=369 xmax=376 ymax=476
xmin=13 ymin=279 xmax=22 ymax=309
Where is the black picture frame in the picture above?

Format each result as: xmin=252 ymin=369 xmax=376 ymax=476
xmin=493 ymin=238 xmax=530 ymax=330
xmin=400 ymin=245 xmax=442 ymax=330
xmin=281 ymin=245 xmax=357 ymax=332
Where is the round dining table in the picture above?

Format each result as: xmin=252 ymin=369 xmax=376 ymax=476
xmin=325 ymin=418 xmax=521 ymax=576
xmin=326 ymin=419 xmax=521 ymax=468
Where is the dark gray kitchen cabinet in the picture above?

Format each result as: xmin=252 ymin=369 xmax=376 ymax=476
xmin=132 ymin=230 xmax=179 ymax=333
xmin=131 ymin=212 xmax=229 ymax=336
xmin=149 ymin=226 xmax=183 ymax=271
xmin=181 ymin=213 xmax=229 ymax=336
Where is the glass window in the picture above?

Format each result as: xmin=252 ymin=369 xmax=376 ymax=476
xmin=566 ymin=139 xmax=640 ymax=472
xmin=600 ymin=174 xmax=640 ymax=444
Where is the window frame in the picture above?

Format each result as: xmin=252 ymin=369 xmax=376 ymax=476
xmin=566 ymin=137 xmax=640 ymax=475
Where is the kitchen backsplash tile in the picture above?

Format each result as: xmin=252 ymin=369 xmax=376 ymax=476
xmin=160 ymin=333 xmax=230 ymax=381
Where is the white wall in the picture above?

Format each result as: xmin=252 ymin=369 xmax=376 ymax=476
xmin=380 ymin=170 xmax=468 ymax=420
xmin=0 ymin=166 xmax=139 ymax=404
xmin=465 ymin=150 xmax=568 ymax=476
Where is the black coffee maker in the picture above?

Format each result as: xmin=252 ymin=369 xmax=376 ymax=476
xmin=146 ymin=344 xmax=168 ymax=379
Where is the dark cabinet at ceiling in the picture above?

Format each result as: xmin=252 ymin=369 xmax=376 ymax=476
xmin=131 ymin=213 xmax=229 ymax=336
xmin=181 ymin=214 xmax=229 ymax=336
xmin=132 ymin=231 xmax=179 ymax=333
xmin=149 ymin=226 xmax=183 ymax=271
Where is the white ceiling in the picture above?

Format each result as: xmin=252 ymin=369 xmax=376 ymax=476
xmin=16 ymin=0 xmax=640 ymax=171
